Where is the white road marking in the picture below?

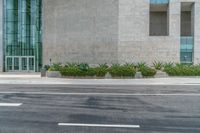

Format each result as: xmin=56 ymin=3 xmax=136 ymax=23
xmin=0 ymin=103 xmax=22 ymax=106
xmin=0 ymin=92 xmax=200 ymax=96
xmin=58 ymin=123 xmax=140 ymax=128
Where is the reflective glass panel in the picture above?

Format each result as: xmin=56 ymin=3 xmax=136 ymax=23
xmin=4 ymin=0 xmax=42 ymax=71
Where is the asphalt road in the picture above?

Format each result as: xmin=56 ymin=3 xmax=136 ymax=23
xmin=0 ymin=84 xmax=200 ymax=133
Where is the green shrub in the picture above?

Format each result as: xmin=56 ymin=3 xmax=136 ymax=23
xmin=164 ymin=64 xmax=200 ymax=76
xmin=109 ymin=64 xmax=136 ymax=77
xmin=78 ymin=63 xmax=90 ymax=71
xmin=153 ymin=61 xmax=163 ymax=70
xmin=59 ymin=63 xmax=108 ymax=77
xmin=94 ymin=64 xmax=109 ymax=77
xmin=137 ymin=62 xmax=147 ymax=71
xmin=163 ymin=62 xmax=174 ymax=70
xmin=124 ymin=63 xmax=136 ymax=68
xmin=99 ymin=63 xmax=109 ymax=69
xmin=60 ymin=65 xmax=84 ymax=76
xmin=65 ymin=63 xmax=78 ymax=67
xmin=48 ymin=63 xmax=62 ymax=71
xmin=141 ymin=67 xmax=157 ymax=77
xmin=43 ymin=65 xmax=50 ymax=71
xmin=86 ymin=68 xmax=96 ymax=76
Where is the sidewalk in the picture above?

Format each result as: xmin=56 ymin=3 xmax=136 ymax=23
xmin=0 ymin=72 xmax=41 ymax=78
xmin=0 ymin=73 xmax=200 ymax=85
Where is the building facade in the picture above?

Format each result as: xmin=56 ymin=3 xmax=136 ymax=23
xmin=0 ymin=0 xmax=200 ymax=72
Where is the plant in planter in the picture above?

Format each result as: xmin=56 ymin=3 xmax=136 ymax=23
xmin=109 ymin=64 xmax=136 ymax=77
xmin=141 ymin=67 xmax=157 ymax=77
xmin=41 ymin=65 xmax=50 ymax=77
xmin=163 ymin=62 xmax=174 ymax=70
xmin=65 ymin=63 xmax=78 ymax=67
xmin=48 ymin=63 xmax=63 ymax=71
xmin=43 ymin=65 xmax=50 ymax=71
xmin=60 ymin=63 xmax=96 ymax=77
xmin=86 ymin=68 xmax=96 ymax=77
xmin=94 ymin=64 xmax=109 ymax=77
xmin=78 ymin=63 xmax=90 ymax=72
xmin=136 ymin=62 xmax=147 ymax=71
xmin=124 ymin=63 xmax=136 ymax=68
xmin=153 ymin=61 xmax=163 ymax=70
xmin=47 ymin=63 xmax=63 ymax=78
xmin=164 ymin=63 xmax=200 ymax=76
xmin=60 ymin=65 xmax=84 ymax=76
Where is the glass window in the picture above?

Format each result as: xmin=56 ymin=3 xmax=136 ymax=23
xmin=180 ymin=3 xmax=195 ymax=64
xmin=149 ymin=2 xmax=169 ymax=36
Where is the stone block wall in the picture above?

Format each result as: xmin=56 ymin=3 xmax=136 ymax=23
xmin=118 ymin=0 xmax=180 ymax=64
xmin=43 ymin=0 xmax=119 ymax=65
xmin=193 ymin=1 xmax=200 ymax=64
xmin=42 ymin=0 xmax=200 ymax=65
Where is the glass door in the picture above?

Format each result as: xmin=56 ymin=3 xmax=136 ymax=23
xmin=6 ymin=56 xmax=35 ymax=72
xmin=21 ymin=57 xmax=28 ymax=71
xmin=14 ymin=57 xmax=20 ymax=71
xmin=6 ymin=57 xmax=13 ymax=71
xmin=28 ymin=57 xmax=35 ymax=71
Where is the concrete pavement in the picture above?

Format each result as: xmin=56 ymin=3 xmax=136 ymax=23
xmin=1 ymin=72 xmax=200 ymax=85
xmin=1 ymin=76 xmax=200 ymax=85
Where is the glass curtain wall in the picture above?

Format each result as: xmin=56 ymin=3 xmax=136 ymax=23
xmin=3 ymin=0 xmax=42 ymax=71
xmin=180 ymin=3 xmax=194 ymax=64
xmin=180 ymin=36 xmax=194 ymax=63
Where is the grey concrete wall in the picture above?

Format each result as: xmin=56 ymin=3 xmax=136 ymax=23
xmin=42 ymin=0 xmax=200 ymax=65
xmin=118 ymin=0 xmax=180 ymax=64
xmin=0 ymin=0 xmax=3 ymax=72
xmin=193 ymin=1 xmax=200 ymax=64
xmin=43 ymin=0 xmax=119 ymax=65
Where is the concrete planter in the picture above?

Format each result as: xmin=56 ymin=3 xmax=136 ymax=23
xmin=62 ymin=76 xmax=95 ymax=79
xmin=109 ymin=76 xmax=135 ymax=79
xmin=47 ymin=71 xmax=168 ymax=79
xmin=155 ymin=71 xmax=169 ymax=78
xmin=63 ymin=75 xmax=108 ymax=79
xmin=105 ymin=72 xmax=112 ymax=79
xmin=109 ymin=74 xmax=136 ymax=79
xmin=47 ymin=71 xmax=62 ymax=78
xmin=135 ymin=72 xmax=143 ymax=79
xmin=41 ymin=68 xmax=47 ymax=77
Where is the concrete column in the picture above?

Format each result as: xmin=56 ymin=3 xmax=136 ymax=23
xmin=118 ymin=0 xmax=150 ymax=63
xmin=169 ymin=1 xmax=181 ymax=63
xmin=167 ymin=4 xmax=169 ymax=35
xmin=169 ymin=1 xmax=181 ymax=37
xmin=191 ymin=4 xmax=195 ymax=36
xmin=194 ymin=2 xmax=200 ymax=64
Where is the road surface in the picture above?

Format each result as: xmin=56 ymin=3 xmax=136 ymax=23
xmin=0 ymin=84 xmax=200 ymax=133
